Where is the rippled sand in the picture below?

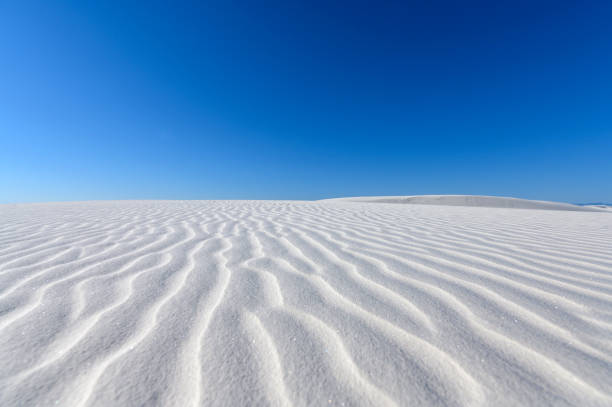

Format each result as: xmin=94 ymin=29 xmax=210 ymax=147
xmin=1 ymin=200 xmax=611 ymax=406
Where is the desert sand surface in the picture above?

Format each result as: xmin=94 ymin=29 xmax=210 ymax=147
xmin=322 ymin=195 xmax=606 ymax=211
xmin=0 ymin=198 xmax=611 ymax=406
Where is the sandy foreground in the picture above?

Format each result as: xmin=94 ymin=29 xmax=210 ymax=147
xmin=0 ymin=199 xmax=611 ymax=406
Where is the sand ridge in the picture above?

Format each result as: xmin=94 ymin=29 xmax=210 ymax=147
xmin=321 ymin=195 xmax=607 ymax=211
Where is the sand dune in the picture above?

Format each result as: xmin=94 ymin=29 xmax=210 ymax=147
xmin=0 ymin=200 xmax=611 ymax=406
xmin=322 ymin=195 xmax=606 ymax=211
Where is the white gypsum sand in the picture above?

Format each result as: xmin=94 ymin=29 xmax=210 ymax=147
xmin=320 ymin=195 xmax=607 ymax=211
xmin=0 ymin=198 xmax=611 ymax=406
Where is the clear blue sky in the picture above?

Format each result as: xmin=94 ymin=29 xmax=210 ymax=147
xmin=1 ymin=1 xmax=611 ymax=203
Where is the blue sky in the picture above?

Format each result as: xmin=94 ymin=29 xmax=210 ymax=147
xmin=1 ymin=1 xmax=611 ymax=203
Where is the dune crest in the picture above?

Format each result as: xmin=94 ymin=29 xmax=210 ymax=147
xmin=322 ymin=195 xmax=606 ymax=211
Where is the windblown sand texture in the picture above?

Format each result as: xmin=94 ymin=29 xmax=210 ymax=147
xmin=1 ymin=199 xmax=611 ymax=406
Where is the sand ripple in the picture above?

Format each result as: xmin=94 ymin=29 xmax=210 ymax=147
xmin=0 ymin=200 xmax=611 ymax=406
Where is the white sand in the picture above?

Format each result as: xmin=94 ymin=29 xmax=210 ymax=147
xmin=0 ymin=198 xmax=611 ymax=406
xmin=321 ymin=195 xmax=606 ymax=211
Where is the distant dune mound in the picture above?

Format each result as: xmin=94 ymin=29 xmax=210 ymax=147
xmin=321 ymin=195 xmax=606 ymax=211
xmin=577 ymin=203 xmax=612 ymax=210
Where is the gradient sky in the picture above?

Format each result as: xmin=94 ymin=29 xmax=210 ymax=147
xmin=1 ymin=1 xmax=611 ymax=203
